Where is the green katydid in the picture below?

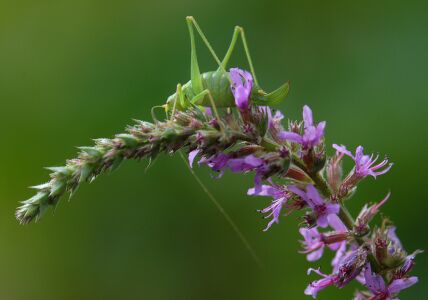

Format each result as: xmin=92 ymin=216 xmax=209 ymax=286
xmin=164 ymin=16 xmax=290 ymax=118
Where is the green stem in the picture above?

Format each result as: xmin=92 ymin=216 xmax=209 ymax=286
xmin=338 ymin=205 xmax=355 ymax=230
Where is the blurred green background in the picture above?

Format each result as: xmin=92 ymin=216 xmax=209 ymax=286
xmin=1 ymin=0 xmax=427 ymax=299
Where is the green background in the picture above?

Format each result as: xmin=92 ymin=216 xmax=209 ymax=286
xmin=1 ymin=1 xmax=427 ymax=299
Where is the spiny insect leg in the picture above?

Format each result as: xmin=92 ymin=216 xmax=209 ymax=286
xmin=186 ymin=16 xmax=228 ymax=76
xmin=221 ymin=26 xmax=259 ymax=88
xmin=238 ymin=27 xmax=259 ymax=88
xmin=220 ymin=26 xmax=240 ymax=69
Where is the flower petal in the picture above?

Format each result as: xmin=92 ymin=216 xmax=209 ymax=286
xmin=188 ymin=149 xmax=200 ymax=168
xmin=388 ymin=277 xmax=418 ymax=294
xmin=303 ymin=105 xmax=314 ymax=128
xmin=278 ymin=131 xmax=303 ymax=144
xmin=332 ymin=144 xmax=354 ymax=159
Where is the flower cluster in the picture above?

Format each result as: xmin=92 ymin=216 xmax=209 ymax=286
xmin=18 ymin=67 xmax=420 ymax=299
xmin=188 ymin=68 xmax=419 ymax=299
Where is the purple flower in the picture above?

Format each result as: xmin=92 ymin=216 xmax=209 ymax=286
xmin=299 ymin=228 xmax=325 ymax=261
xmin=198 ymin=153 xmax=231 ymax=176
xmin=279 ymin=105 xmax=326 ymax=149
xmin=230 ymin=68 xmax=253 ymax=111
xmin=335 ymin=246 xmax=368 ymax=288
xmin=227 ymin=155 xmax=264 ymax=173
xmin=299 ymin=214 xmax=347 ymax=262
xmin=306 ymin=247 xmax=367 ymax=298
xmin=197 ymin=153 xmax=267 ymax=188
xmin=333 ymin=144 xmax=392 ymax=179
xmin=259 ymin=106 xmax=284 ymax=129
xmin=394 ymin=250 xmax=423 ymax=280
xmin=328 ymin=213 xmax=347 ymax=232
xmin=248 ymin=183 xmax=290 ymax=231
xmin=289 ymin=185 xmax=340 ymax=228
xmin=304 ymin=268 xmax=337 ymax=299
xmin=363 ymin=263 xmax=418 ymax=299
xmin=331 ymin=242 xmax=348 ymax=273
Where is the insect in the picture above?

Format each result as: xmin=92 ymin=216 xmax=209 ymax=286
xmin=164 ymin=16 xmax=289 ymax=115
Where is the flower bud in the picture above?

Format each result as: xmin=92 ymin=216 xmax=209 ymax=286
xmin=252 ymin=106 xmax=270 ymax=137
xmin=326 ymin=153 xmax=344 ymax=193
xmin=321 ymin=232 xmax=349 ymax=245
xmin=372 ymin=227 xmax=407 ymax=269
xmin=335 ymin=246 xmax=368 ymax=288
xmin=355 ymin=193 xmax=390 ymax=236
xmin=303 ymin=145 xmax=326 ymax=174
xmin=284 ymin=166 xmax=312 ymax=182
xmin=393 ymin=250 xmax=423 ymax=279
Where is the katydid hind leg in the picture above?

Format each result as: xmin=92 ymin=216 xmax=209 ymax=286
xmin=220 ymin=25 xmax=259 ymax=87
xmin=220 ymin=26 xmax=240 ymax=70
xmin=238 ymin=26 xmax=259 ymax=88
xmin=186 ymin=16 xmax=228 ymax=75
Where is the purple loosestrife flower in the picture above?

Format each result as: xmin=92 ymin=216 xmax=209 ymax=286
xmin=247 ymin=183 xmax=290 ymax=231
xmin=305 ymin=247 xmax=367 ymax=298
xmin=259 ymin=106 xmax=284 ymax=130
xmin=198 ymin=152 xmax=231 ymax=173
xmin=270 ymin=109 xmax=284 ymax=129
xmin=279 ymin=105 xmax=326 ymax=149
xmin=299 ymin=214 xmax=348 ymax=262
xmin=194 ymin=152 xmax=268 ymax=187
xmin=331 ymin=242 xmax=348 ymax=273
xmin=333 ymin=144 xmax=392 ymax=179
xmin=230 ymin=68 xmax=253 ymax=111
xmin=299 ymin=228 xmax=325 ymax=261
xmin=304 ymin=268 xmax=338 ymax=299
xmin=363 ymin=264 xmax=418 ymax=300
xmin=393 ymin=250 xmax=423 ymax=280
xmin=227 ymin=155 xmax=264 ymax=173
xmin=289 ymin=185 xmax=340 ymax=228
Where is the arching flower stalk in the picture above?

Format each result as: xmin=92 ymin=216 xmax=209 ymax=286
xmin=17 ymin=67 xmax=420 ymax=299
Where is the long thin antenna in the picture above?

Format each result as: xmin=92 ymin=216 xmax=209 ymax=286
xmin=179 ymin=151 xmax=263 ymax=269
